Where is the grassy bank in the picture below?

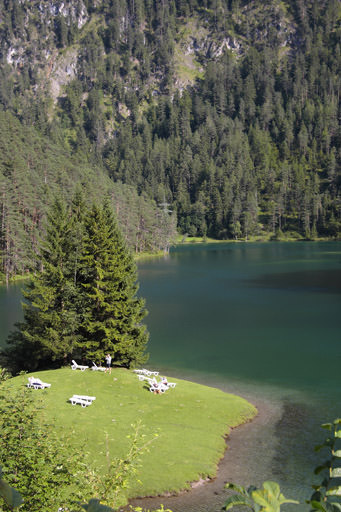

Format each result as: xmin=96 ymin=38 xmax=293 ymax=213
xmin=176 ymin=235 xmax=273 ymax=244
xmin=175 ymin=233 xmax=337 ymax=245
xmin=9 ymin=368 xmax=256 ymax=502
xmin=134 ymin=250 xmax=166 ymax=261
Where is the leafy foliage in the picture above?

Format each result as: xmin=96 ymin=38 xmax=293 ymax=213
xmin=307 ymin=419 xmax=341 ymax=512
xmin=0 ymin=373 xmax=159 ymax=511
xmin=223 ymin=481 xmax=298 ymax=512
xmin=86 ymin=421 xmax=158 ymax=508
xmin=0 ymin=381 xmax=87 ymax=511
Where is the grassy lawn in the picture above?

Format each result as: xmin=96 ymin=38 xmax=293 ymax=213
xmin=9 ymin=368 xmax=256 ymax=501
xmin=176 ymin=235 xmax=225 ymax=244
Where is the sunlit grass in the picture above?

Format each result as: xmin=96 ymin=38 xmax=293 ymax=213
xmin=10 ymin=368 xmax=256 ymax=501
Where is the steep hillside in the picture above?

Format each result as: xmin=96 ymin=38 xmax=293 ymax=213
xmin=0 ymin=0 xmax=340 ymax=247
xmin=0 ymin=110 xmax=176 ymax=282
xmin=0 ymin=0 xmax=300 ymax=132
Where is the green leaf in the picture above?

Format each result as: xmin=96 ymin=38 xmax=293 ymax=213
xmin=252 ymin=489 xmax=275 ymax=510
xmin=330 ymin=503 xmax=341 ymax=512
xmin=333 ymin=419 xmax=341 ymax=425
xmin=334 ymin=431 xmax=341 ymax=438
xmin=0 ymin=479 xmax=24 ymax=509
xmin=326 ymin=486 xmax=341 ymax=496
xmin=330 ymin=468 xmax=341 ymax=478
xmin=309 ymin=490 xmax=325 ymax=502
xmin=310 ymin=500 xmax=329 ymax=512
xmin=225 ymin=483 xmax=248 ymax=495
xmin=321 ymin=478 xmax=330 ymax=488
xmin=310 ymin=501 xmax=339 ymax=512
xmin=264 ymin=481 xmax=281 ymax=499
xmin=322 ymin=424 xmax=333 ymax=431
xmin=333 ymin=450 xmax=341 ymax=458
xmin=252 ymin=481 xmax=298 ymax=512
xmin=223 ymin=494 xmax=254 ymax=511
xmin=325 ymin=503 xmax=339 ymax=512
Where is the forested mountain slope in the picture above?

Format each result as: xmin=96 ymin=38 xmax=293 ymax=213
xmin=0 ymin=110 xmax=177 ymax=282
xmin=0 ymin=0 xmax=340 ymax=258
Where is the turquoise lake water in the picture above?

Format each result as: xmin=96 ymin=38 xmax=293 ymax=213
xmin=1 ymin=242 xmax=341 ymax=511
xmin=136 ymin=242 xmax=341 ymax=510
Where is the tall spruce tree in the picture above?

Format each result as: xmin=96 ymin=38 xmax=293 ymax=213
xmin=5 ymin=198 xmax=149 ymax=372
xmin=5 ymin=197 xmax=81 ymax=371
xmin=78 ymin=202 xmax=149 ymax=367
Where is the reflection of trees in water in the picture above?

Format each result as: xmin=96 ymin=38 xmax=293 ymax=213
xmin=246 ymin=269 xmax=341 ymax=294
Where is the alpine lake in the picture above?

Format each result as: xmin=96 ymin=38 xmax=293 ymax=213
xmin=1 ymin=242 xmax=341 ymax=512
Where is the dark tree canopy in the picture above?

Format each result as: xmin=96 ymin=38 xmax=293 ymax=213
xmin=4 ymin=197 xmax=149 ymax=372
xmin=78 ymin=202 xmax=149 ymax=366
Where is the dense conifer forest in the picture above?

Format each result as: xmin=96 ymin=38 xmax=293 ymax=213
xmin=0 ymin=111 xmax=177 ymax=282
xmin=0 ymin=0 xmax=340 ymax=279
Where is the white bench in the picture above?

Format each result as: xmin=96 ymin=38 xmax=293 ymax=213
xmin=134 ymin=369 xmax=159 ymax=376
xmin=137 ymin=375 xmax=154 ymax=384
xmin=69 ymin=397 xmax=92 ymax=407
xmin=91 ymin=362 xmax=105 ymax=371
xmin=150 ymin=383 xmax=167 ymax=393
xmin=149 ymin=381 xmax=176 ymax=393
xmin=71 ymin=360 xmax=89 ymax=371
xmin=69 ymin=395 xmax=96 ymax=407
xmin=27 ymin=377 xmax=51 ymax=390
xmin=72 ymin=394 xmax=96 ymax=402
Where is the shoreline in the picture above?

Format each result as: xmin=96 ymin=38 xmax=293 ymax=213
xmin=1 ymin=238 xmax=339 ymax=287
xmin=175 ymin=237 xmax=336 ymax=246
xmin=128 ymin=388 xmax=283 ymax=512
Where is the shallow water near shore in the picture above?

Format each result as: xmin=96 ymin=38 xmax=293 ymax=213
xmin=129 ymin=369 xmax=336 ymax=512
xmin=1 ymin=242 xmax=341 ymax=512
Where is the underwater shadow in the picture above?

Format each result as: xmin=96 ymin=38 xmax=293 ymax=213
xmin=244 ymin=269 xmax=341 ymax=294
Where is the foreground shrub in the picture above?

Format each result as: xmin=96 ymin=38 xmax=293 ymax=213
xmin=0 ymin=381 xmax=89 ymax=511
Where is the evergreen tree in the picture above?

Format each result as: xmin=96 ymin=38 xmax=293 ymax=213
xmin=78 ymin=202 xmax=149 ymax=367
xmin=5 ymin=198 xmax=149 ymax=372
xmin=5 ymin=198 xmax=80 ymax=371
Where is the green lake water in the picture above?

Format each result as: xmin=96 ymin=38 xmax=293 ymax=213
xmin=1 ymin=242 xmax=341 ymax=511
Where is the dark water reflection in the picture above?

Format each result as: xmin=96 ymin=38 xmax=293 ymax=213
xmin=246 ymin=269 xmax=341 ymax=294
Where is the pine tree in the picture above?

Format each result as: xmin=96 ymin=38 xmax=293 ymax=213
xmin=5 ymin=198 xmax=149 ymax=372
xmin=5 ymin=197 xmax=81 ymax=371
xmin=78 ymin=202 xmax=149 ymax=367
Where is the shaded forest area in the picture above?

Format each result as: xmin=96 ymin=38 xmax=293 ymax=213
xmin=0 ymin=111 xmax=177 ymax=282
xmin=0 ymin=0 xmax=340 ymax=279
